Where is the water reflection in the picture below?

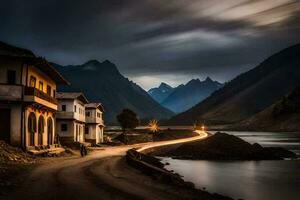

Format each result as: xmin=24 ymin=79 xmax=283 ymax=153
xmin=162 ymin=158 xmax=300 ymax=200
xmin=161 ymin=131 xmax=300 ymax=200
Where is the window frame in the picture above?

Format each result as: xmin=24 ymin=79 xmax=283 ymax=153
xmin=29 ymin=76 xmax=36 ymax=87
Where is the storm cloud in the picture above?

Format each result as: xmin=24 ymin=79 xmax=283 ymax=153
xmin=0 ymin=0 xmax=300 ymax=89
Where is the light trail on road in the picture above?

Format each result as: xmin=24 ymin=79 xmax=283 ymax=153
xmin=137 ymin=130 xmax=208 ymax=152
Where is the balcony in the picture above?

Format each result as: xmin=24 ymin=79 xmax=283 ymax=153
xmin=24 ymin=86 xmax=57 ymax=110
xmin=56 ymin=111 xmax=86 ymax=123
xmin=0 ymin=84 xmax=22 ymax=101
xmin=86 ymin=117 xmax=104 ymax=125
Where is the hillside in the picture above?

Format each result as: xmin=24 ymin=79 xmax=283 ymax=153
xmin=148 ymin=83 xmax=174 ymax=103
xmin=53 ymin=60 xmax=174 ymax=124
xmin=234 ymin=87 xmax=300 ymax=131
xmin=166 ymin=44 xmax=300 ymax=125
xmin=161 ymin=77 xmax=223 ymax=113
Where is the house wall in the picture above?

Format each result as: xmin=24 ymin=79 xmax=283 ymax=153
xmin=0 ymin=103 xmax=22 ymax=146
xmin=56 ymin=120 xmax=74 ymax=138
xmin=86 ymin=108 xmax=103 ymax=124
xmin=85 ymin=124 xmax=104 ymax=144
xmin=74 ymin=99 xmax=85 ymax=123
xmin=74 ymin=122 xmax=85 ymax=143
xmin=85 ymin=124 xmax=96 ymax=140
xmin=10 ymin=104 xmax=22 ymax=146
xmin=57 ymin=99 xmax=85 ymax=122
xmin=0 ymin=59 xmax=23 ymax=84
xmin=27 ymin=65 xmax=57 ymax=97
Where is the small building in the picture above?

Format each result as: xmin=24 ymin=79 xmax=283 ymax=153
xmin=85 ymin=103 xmax=105 ymax=144
xmin=56 ymin=92 xmax=88 ymax=144
xmin=0 ymin=41 xmax=69 ymax=149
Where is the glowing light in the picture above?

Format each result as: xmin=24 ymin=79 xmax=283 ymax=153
xmin=201 ymin=124 xmax=205 ymax=132
xmin=148 ymin=119 xmax=158 ymax=133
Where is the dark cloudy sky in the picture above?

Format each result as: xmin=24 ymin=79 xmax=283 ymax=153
xmin=1 ymin=0 xmax=300 ymax=89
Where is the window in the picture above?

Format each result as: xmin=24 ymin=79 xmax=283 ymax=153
xmin=86 ymin=112 xmax=90 ymax=117
xmin=74 ymin=105 xmax=77 ymax=112
xmin=39 ymin=81 xmax=43 ymax=91
xmin=7 ymin=70 xmax=16 ymax=84
xmin=85 ymin=127 xmax=89 ymax=134
xmin=97 ymin=112 xmax=101 ymax=118
xmin=47 ymin=85 xmax=51 ymax=96
xmin=62 ymin=105 xmax=66 ymax=111
xmin=29 ymin=76 xmax=36 ymax=87
xmin=61 ymin=124 xmax=67 ymax=131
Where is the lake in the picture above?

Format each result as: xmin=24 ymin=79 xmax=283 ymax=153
xmin=161 ymin=131 xmax=300 ymax=200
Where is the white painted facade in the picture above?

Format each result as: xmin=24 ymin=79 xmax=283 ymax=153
xmin=56 ymin=93 xmax=87 ymax=143
xmin=85 ymin=103 xmax=105 ymax=144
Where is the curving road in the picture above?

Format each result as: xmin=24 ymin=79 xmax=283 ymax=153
xmin=6 ymin=131 xmax=208 ymax=200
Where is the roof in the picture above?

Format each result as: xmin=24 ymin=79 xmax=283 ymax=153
xmin=56 ymin=92 xmax=89 ymax=104
xmin=0 ymin=41 xmax=69 ymax=85
xmin=85 ymin=103 xmax=105 ymax=112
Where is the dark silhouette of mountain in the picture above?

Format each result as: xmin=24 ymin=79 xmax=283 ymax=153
xmin=235 ymin=86 xmax=300 ymax=131
xmin=166 ymin=44 xmax=300 ymax=125
xmin=148 ymin=82 xmax=174 ymax=103
xmin=160 ymin=77 xmax=223 ymax=113
xmin=53 ymin=60 xmax=174 ymax=124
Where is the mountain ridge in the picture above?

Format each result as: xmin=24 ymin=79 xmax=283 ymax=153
xmin=53 ymin=60 xmax=174 ymax=124
xmin=160 ymin=77 xmax=223 ymax=113
xmin=148 ymin=82 xmax=174 ymax=103
xmin=166 ymin=43 xmax=300 ymax=125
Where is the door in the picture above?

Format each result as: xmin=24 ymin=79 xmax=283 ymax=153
xmin=47 ymin=118 xmax=53 ymax=145
xmin=76 ymin=124 xmax=79 ymax=142
xmin=38 ymin=116 xmax=44 ymax=146
xmin=0 ymin=109 xmax=10 ymax=143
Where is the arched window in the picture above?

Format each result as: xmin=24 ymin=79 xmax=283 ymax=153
xmin=28 ymin=112 xmax=36 ymax=133
xmin=28 ymin=112 xmax=36 ymax=146
xmin=38 ymin=116 xmax=45 ymax=146
xmin=47 ymin=117 xmax=53 ymax=145
xmin=38 ymin=116 xmax=45 ymax=134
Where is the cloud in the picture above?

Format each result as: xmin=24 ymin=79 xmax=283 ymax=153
xmin=0 ymin=0 xmax=299 ymax=89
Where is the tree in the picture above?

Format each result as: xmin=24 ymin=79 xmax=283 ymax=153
xmin=117 ymin=109 xmax=139 ymax=134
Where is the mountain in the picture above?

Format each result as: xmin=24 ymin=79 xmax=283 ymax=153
xmin=148 ymin=83 xmax=174 ymax=103
xmin=166 ymin=44 xmax=300 ymax=125
xmin=53 ymin=60 xmax=174 ymax=124
xmin=161 ymin=77 xmax=223 ymax=113
xmin=235 ymin=87 xmax=300 ymax=131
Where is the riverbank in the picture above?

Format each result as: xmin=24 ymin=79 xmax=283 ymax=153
xmin=105 ymin=128 xmax=199 ymax=144
xmin=126 ymin=148 xmax=231 ymax=199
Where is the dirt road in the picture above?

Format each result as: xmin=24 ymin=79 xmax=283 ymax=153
xmin=5 ymin=131 xmax=208 ymax=200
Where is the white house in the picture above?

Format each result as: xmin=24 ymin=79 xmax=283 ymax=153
xmin=56 ymin=92 xmax=88 ymax=143
xmin=85 ymin=103 xmax=105 ymax=144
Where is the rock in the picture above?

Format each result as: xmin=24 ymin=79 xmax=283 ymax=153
xmin=152 ymin=132 xmax=297 ymax=160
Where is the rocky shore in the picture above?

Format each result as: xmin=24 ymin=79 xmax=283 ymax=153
xmin=148 ymin=132 xmax=297 ymax=160
xmin=126 ymin=148 xmax=232 ymax=200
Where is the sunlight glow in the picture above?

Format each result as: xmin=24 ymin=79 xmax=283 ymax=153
xmin=148 ymin=119 xmax=158 ymax=133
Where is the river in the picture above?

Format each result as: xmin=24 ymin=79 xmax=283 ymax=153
xmin=161 ymin=131 xmax=300 ymax=200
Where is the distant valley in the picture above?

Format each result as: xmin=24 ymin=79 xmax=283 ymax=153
xmin=148 ymin=77 xmax=223 ymax=113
